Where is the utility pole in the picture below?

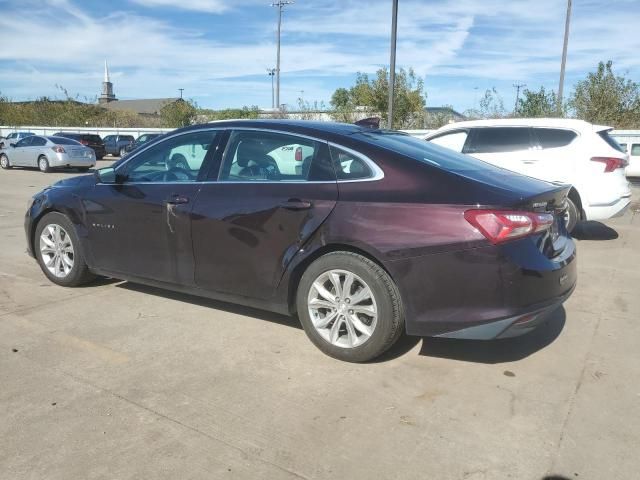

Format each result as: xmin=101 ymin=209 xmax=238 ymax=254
xmin=513 ymin=82 xmax=526 ymax=113
xmin=272 ymin=1 xmax=294 ymax=112
xmin=267 ymin=68 xmax=276 ymax=108
xmin=388 ymin=0 xmax=399 ymax=129
xmin=558 ymin=0 xmax=572 ymax=113
xmin=178 ymin=88 xmax=184 ymax=99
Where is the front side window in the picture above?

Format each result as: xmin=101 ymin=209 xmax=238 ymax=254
xmin=329 ymin=145 xmax=373 ymax=180
xmin=219 ymin=130 xmax=334 ymax=182
xmin=121 ymin=130 xmax=219 ymax=183
xmin=428 ymin=130 xmax=468 ymax=152
xmin=464 ymin=127 xmax=532 ymax=154
xmin=534 ymin=128 xmax=577 ymax=149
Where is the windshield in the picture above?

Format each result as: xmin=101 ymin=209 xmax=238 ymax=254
xmin=354 ymin=130 xmax=503 ymax=173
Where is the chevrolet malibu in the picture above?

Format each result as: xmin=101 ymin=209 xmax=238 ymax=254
xmin=24 ymin=120 xmax=577 ymax=362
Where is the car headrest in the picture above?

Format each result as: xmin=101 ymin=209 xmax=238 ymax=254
xmin=237 ymin=140 xmax=268 ymax=167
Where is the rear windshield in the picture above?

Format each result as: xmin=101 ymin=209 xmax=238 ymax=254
xmin=598 ymin=131 xmax=625 ymax=152
xmin=83 ymin=134 xmax=103 ymax=142
xmin=49 ymin=137 xmax=81 ymax=145
xmin=354 ymin=131 xmax=503 ymax=173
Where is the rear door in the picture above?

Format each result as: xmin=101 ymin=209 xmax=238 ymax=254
xmin=463 ymin=127 xmax=536 ymax=175
xmin=524 ymin=127 xmax=579 ymax=183
xmin=28 ymin=136 xmax=48 ymax=166
xmin=191 ymin=128 xmax=338 ymax=299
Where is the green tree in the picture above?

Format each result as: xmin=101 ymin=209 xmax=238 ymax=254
xmin=516 ymin=87 xmax=561 ymax=117
xmin=569 ymin=60 xmax=640 ymax=128
xmin=200 ymin=106 xmax=260 ymax=121
xmin=463 ymin=88 xmax=507 ymax=119
xmin=160 ymin=99 xmax=197 ymax=127
xmin=329 ymin=68 xmax=426 ymax=128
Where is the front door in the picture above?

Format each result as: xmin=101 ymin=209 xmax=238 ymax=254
xmin=10 ymin=136 xmax=34 ymax=166
xmin=83 ymin=129 xmax=222 ymax=285
xmin=191 ymin=128 xmax=338 ymax=300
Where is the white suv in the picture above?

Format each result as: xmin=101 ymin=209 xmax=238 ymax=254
xmin=424 ymin=118 xmax=631 ymax=231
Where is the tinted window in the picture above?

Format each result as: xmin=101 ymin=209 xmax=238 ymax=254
xmin=619 ymin=143 xmax=628 ymax=153
xmin=631 ymin=144 xmax=640 ymax=156
xmin=83 ymin=135 xmax=103 ymax=143
xmin=353 ymin=130 xmax=507 ymax=173
xmin=534 ymin=128 xmax=577 ymax=148
xmin=219 ymin=130 xmax=334 ymax=182
xmin=31 ymin=136 xmax=47 ymax=146
xmin=50 ymin=137 xmax=81 ymax=145
xmin=121 ymin=135 xmax=134 ymax=141
xmin=598 ymin=131 xmax=624 ymax=152
xmin=464 ymin=127 xmax=532 ymax=153
xmin=428 ymin=130 xmax=468 ymax=152
xmin=103 ymin=135 xmax=114 ymax=142
xmin=329 ymin=145 xmax=373 ymax=180
xmin=122 ymin=130 xmax=218 ymax=183
xmin=15 ymin=137 xmax=33 ymax=147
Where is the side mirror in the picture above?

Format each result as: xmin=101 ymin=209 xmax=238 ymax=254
xmin=9 ymin=143 xmax=16 ymax=148
xmin=95 ymin=167 xmax=118 ymax=184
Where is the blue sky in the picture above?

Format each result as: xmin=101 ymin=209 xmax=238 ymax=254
xmin=0 ymin=0 xmax=639 ymax=113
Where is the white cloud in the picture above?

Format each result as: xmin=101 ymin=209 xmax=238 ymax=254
xmin=130 ymin=0 xmax=230 ymax=14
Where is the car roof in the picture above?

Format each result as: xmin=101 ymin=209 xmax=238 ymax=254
xmin=428 ymin=118 xmax=610 ymax=135
xmin=197 ymin=119 xmax=370 ymax=136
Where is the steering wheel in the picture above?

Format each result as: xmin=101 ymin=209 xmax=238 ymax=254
xmin=162 ymin=166 xmax=192 ymax=182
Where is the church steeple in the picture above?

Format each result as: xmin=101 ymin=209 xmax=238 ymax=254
xmin=99 ymin=60 xmax=117 ymax=104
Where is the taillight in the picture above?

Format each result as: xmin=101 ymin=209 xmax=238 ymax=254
xmin=51 ymin=146 xmax=65 ymax=153
xmin=591 ymin=156 xmax=624 ymax=172
xmin=295 ymin=146 xmax=302 ymax=162
xmin=464 ymin=210 xmax=554 ymax=244
xmin=79 ymin=139 xmax=89 ymax=145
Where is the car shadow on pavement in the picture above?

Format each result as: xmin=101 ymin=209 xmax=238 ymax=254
xmin=116 ymin=282 xmax=303 ymax=330
xmin=572 ymin=221 xmax=619 ymax=241
xmin=416 ymin=306 xmax=566 ymax=364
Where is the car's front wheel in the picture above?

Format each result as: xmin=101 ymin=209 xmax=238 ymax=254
xmin=34 ymin=212 xmax=95 ymax=287
xmin=297 ymin=252 xmax=404 ymax=362
xmin=0 ymin=154 xmax=10 ymax=169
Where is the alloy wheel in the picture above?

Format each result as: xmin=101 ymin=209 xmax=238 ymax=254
xmin=39 ymin=157 xmax=48 ymax=172
xmin=39 ymin=224 xmax=74 ymax=278
xmin=307 ymin=269 xmax=378 ymax=348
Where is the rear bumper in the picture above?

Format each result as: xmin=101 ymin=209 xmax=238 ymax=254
xmin=584 ymin=196 xmax=631 ymax=221
xmin=386 ymin=235 xmax=577 ymax=338
xmin=50 ymin=154 xmax=95 ymax=168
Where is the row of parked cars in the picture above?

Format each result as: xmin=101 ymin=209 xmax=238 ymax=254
xmin=0 ymin=131 xmax=163 ymax=172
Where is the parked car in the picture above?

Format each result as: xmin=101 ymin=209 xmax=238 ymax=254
xmin=53 ymin=132 xmax=106 ymax=159
xmin=624 ymin=142 xmax=640 ymax=178
xmin=103 ymin=134 xmax=135 ymax=157
xmin=425 ymin=119 xmax=631 ymax=232
xmin=0 ymin=131 xmax=34 ymax=149
xmin=25 ymin=120 xmax=576 ymax=362
xmin=1 ymin=135 xmax=95 ymax=172
xmin=123 ymin=133 xmax=164 ymax=156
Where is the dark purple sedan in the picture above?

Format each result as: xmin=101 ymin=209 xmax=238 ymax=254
xmin=25 ymin=120 xmax=576 ymax=362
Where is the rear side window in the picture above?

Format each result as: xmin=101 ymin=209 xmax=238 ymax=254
xmin=329 ymin=145 xmax=373 ymax=180
xmin=427 ymin=130 xmax=468 ymax=153
xmin=598 ymin=131 xmax=625 ymax=152
xmin=534 ymin=128 xmax=577 ymax=148
xmin=631 ymin=144 xmax=640 ymax=156
xmin=464 ymin=127 xmax=532 ymax=154
xmin=31 ymin=136 xmax=47 ymax=146
xmin=219 ymin=130 xmax=334 ymax=182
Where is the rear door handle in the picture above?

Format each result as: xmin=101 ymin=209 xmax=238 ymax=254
xmin=167 ymin=194 xmax=189 ymax=205
xmin=279 ymin=199 xmax=312 ymax=210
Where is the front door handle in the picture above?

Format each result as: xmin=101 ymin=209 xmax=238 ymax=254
xmin=279 ymin=199 xmax=312 ymax=210
xmin=167 ymin=194 xmax=189 ymax=205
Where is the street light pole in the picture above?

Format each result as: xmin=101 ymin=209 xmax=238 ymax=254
xmin=558 ymin=0 xmax=572 ymax=113
xmin=272 ymin=1 xmax=294 ymax=112
xmin=267 ymin=68 xmax=275 ymax=109
xmin=388 ymin=0 xmax=399 ymax=129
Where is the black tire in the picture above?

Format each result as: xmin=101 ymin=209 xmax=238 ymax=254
xmin=0 ymin=154 xmax=10 ymax=169
xmin=565 ymin=197 xmax=579 ymax=233
xmin=34 ymin=212 xmax=96 ymax=287
xmin=77 ymin=167 xmax=90 ymax=173
xmin=38 ymin=155 xmax=50 ymax=173
xmin=296 ymin=251 xmax=404 ymax=362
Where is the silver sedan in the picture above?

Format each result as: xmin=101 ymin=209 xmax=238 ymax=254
xmin=0 ymin=135 xmax=96 ymax=173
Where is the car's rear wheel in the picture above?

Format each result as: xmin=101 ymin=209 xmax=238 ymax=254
xmin=0 ymin=154 xmax=10 ymax=169
xmin=38 ymin=156 xmax=50 ymax=173
xmin=34 ymin=212 xmax=95 ymax=287
xmin=297 ymin=252 xmax=404 ymax=362
xmin=564 ymin=197 xmax=579 ymax=233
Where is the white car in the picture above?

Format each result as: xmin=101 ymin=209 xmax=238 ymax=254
xmin=424 ymin=118 xmax=632 ymax=231
xmin=623 ymin=142 xmax=640 ymax=177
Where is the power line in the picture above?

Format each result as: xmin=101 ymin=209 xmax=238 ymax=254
xmin=513 ymin=82 xmax=526 ymax=112
xmin=271 ymin=1 xmax=294 ymax=112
